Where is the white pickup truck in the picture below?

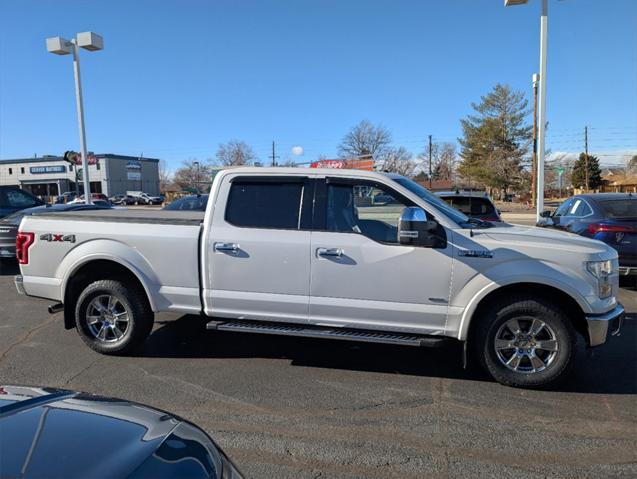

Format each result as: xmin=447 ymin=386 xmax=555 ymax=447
xmin=14 ymin=168 xmax=624 ymax=388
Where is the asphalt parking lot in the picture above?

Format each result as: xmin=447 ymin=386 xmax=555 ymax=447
xmin=0 ymin=259 xmax=635 ymax=478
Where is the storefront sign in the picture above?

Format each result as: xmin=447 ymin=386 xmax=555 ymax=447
xmin=310 ymin=159 xmax=375 ymax=171
xmin=30 ymin=165 xmax=66 ymax=174
xmin=126 ymin=161 xmax=142 ymax=170
xmin=127 ymin=172 xmax=141 ymax=180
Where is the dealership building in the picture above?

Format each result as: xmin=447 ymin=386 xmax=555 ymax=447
xmin=0 ymin=153 xmax=160 ymax=198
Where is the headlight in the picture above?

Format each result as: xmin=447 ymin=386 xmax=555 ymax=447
xmin=586 ymin=260 xmax=613 ymax=299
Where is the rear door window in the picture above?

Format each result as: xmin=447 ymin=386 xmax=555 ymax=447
xmin=226 ymin=180 xmax=305 ymax=229
xmin=599 ymin=199 xmax=637 ymax=218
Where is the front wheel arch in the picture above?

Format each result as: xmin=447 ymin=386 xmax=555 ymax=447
xmin=466 ymin=283 xmax=588 ymax=347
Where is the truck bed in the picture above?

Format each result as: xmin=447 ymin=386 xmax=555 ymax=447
xmin=32 ymin=209 xmax=204 ymax=226
xmin=19 ymin=209 xmax=204 ymax=313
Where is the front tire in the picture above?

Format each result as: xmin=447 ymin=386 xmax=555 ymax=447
xmin=473 ymin=295 xmax=576 ymax=388
xmin=75 ymin=279 xmax=153 ymax=355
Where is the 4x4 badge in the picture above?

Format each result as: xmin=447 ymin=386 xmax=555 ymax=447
xmin=39 ymin=234 xmax=76 ymax=243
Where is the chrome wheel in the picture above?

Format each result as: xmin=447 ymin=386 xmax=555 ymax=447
xmin=86 ymin=295 xmax=130 ymax=343
xmin=494 ymin=317 xmax=559 ymax=374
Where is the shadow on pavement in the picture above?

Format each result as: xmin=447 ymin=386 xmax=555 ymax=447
xmin=0 ymin=259 xmax=19 ymax=276
xmin=144 ymin=313 xmax=636 ymax=395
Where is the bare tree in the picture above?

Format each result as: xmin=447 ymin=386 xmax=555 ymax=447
xmin=380 ymin=146 xmax=416 ymax=177
xmin=158 ymin=160 xmax=173 ymax=193
xmin=279 ymin=159 xmax=298 ymax=167
xmin=338 ymin=120 xmax=392 ymax=160
xmin=421 ymin=142 xmax=458 ymax=181
xmin=215 ymin=140 xmax=256 ymax=166
xmin=173 ymin=159 xmax=213 ymax=193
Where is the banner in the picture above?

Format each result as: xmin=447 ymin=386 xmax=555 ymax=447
xmin=310 ymin=158 xmax=375 ymax=171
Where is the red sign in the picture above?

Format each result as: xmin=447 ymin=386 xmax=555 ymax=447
xmin=65 ymin=151 xmax=99 ymax=165
xmin=310 ymin=159 xmax=375 ymax=171
xmin=310 ymin=159 xmax=345 ymax=169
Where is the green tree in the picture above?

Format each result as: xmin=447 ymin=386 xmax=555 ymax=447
xmin=571 ymin=153 xmax=602 ymax=190
xmin=457 ymin=84 xmax=532 ymax=198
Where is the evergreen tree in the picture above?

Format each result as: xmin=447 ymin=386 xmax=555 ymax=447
xmin=571 ymin=153 xmax=602 ymax=190
xmin=457 ymin=84 xmax=532 ymax=197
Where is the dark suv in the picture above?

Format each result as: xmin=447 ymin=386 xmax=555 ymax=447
xmin=435 ymin=190 xmax=502 ymax=223
xmin=0 ymin=186 xmax=44 ymax=219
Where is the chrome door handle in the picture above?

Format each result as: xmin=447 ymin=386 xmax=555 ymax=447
xmin=317 ymin=247 xmax=344 ymax=258
xmin=215 ymin=242 xmax=239 ymax=253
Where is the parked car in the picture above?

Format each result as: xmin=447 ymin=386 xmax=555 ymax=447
xmin=109 ymin=194 xmax=136 ymax=205
xmin=55 ymin=191 xmax=77 ymax=204
xmin=0 ymin=203 xmax=112 ymax=259
xmin=163 ymin=194 xmax=209 ymax=211
xmin=15 ymin=168 xmax=624 ymax=388
xmin=0 ymin=385 xmax=243 ymax=479
xmin=0 ymin=186 xmax=44 ymax=219
xmin=537 ymin=193 xmax=636 ymax=277
xmin=128 ymin=192 xmax=164 ymax=205
xmin=371 ymin=193 xmax=399 ymax=206
xmin=436 ymin=190 xmax=503 ymax=223
xmin=68 ymin=193 xmax=109 ymax=204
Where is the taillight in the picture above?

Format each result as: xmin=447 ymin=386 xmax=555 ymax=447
xmin=15 ymin=232 xmax=35 ymax=265
xmin=587 ymin=223 xmax=636 ymax=234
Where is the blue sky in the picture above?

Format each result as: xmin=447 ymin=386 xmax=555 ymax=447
xmin=1 ymin=0 xmax=635 ymax=170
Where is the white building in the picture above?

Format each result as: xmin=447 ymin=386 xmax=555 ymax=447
xmin=0 ymin=153 xmax=160 ymax=199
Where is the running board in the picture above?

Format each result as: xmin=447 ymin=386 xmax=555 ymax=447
xmin=206 ymin=320 xmax=447 ymax=348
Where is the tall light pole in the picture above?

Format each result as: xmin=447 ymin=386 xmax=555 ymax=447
xmin=193 ymin=161 xmax=200 ymax=193
xmin=505 ymin=0 xmax=548 ymax=220
xmin=46 ymin=32 xmax=103 ymax=204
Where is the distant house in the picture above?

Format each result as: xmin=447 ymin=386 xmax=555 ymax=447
xmin=416 ymin=179 xmax=456 ymax=192
xmin=603 ymin=175 xmax=637 ymax=193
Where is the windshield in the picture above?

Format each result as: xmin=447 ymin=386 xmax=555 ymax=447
xmin=391 ymin=176 xmax=470 ymax=225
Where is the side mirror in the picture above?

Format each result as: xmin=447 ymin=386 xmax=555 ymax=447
xmin=398 ymin=207 xmax=447 ymax=248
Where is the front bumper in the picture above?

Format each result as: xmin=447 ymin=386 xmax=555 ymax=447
xmin=14 ymin=274 xmax=26 ymax=295
xmin=585 ymin=304 xmax=624 ymax=347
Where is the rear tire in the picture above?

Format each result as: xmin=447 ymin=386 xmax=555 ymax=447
xmin=472 ymin=295 xmax=576 ymax=388
xmin=75 ymin=279 xmax=153 ymax=355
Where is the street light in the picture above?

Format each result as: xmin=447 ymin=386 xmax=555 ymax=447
xmin=505 ymin=0 xmax=548 ymax=221
xmin=193 ymin=161 xmax=200 ymax=193
xmin=46 ymin=32 xmax=103 ymax=204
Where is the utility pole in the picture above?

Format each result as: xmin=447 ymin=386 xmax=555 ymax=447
xmin=532 ymin=73 xmax=539 ymax=207
xmin=584 ymin=126 xmax=589 ymax=192
xmin=428 ymin=135 xmax=433 ymax=189
xmin=270 ymin=141 xmax=279 ymax=167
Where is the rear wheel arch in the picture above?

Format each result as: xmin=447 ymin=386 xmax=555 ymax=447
xmin=63 ymin=259 xmax=154 ymax=330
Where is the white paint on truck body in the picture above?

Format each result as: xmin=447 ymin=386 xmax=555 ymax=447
xmin=19 ymin=167 xmax=619 ymax=342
